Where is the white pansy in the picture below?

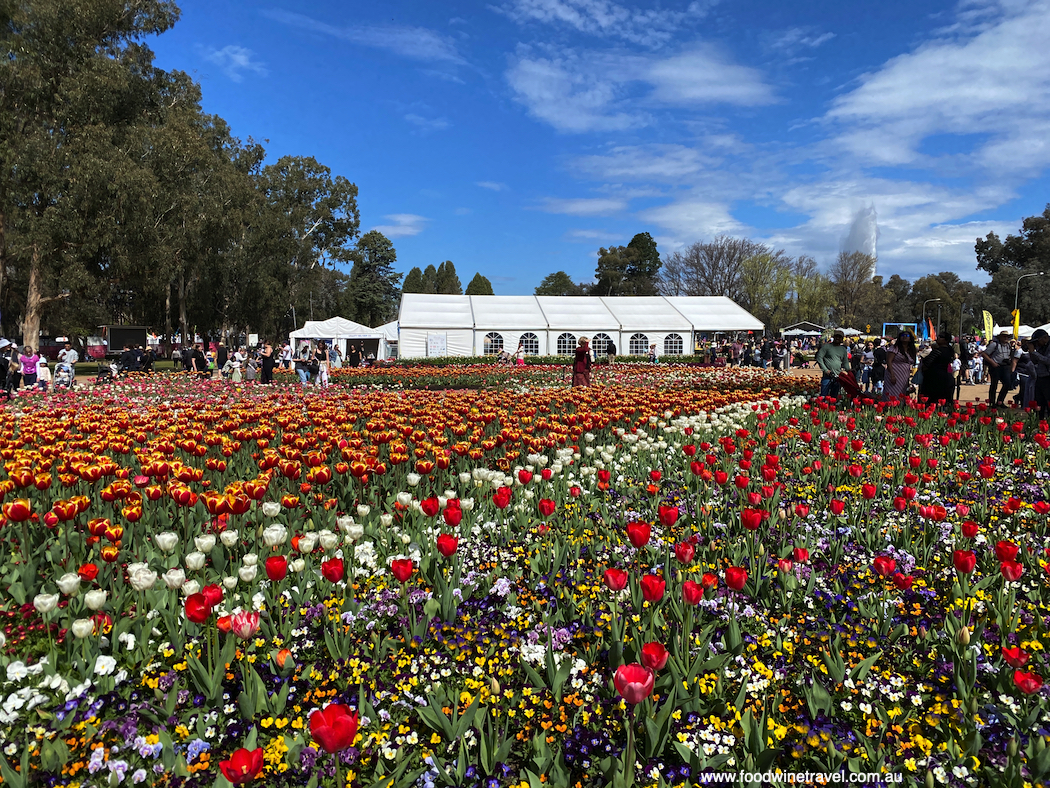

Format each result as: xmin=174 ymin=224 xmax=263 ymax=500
xmin=220 ymin=530 xmax=240 ymax=548
xmin=185 ymin=552 xmax=206 ymax=571
xmin=56 ymin=573 xmax=81 ymax=595
xmin=94 ymin=655 xmax=117 ymax=676
xmin=154 ymin=532 xmax=179 ymax=553
xmin=6 ymin=662 xmax=28 ymax=681
xmin=263 ymin=524 xmax=288 ymax=547
xmin=193 ymin=535 xmax=216 ymax=553
xmin=84 ymin=589 xmax=108 ymax=610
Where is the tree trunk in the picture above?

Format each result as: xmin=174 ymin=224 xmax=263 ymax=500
xmin=0 ymin=209 xmax=6 ymax=335
xmin=23 ymin=244 xmax=69 ymax=349
xmin=178 ymin=269 xmax=189 ymax=348
xmin=164 ymin=281 xmax=172 ymax=347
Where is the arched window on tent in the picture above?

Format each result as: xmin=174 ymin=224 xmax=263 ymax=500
xmin=663 ymin=333 xmax=684 ymax=356
xmin=592 ymin=333 xmax=612 ymax=357
xmin=483 ymin=332 xmax=503 ymax=355
xmin=629 ymin=333 xmax=649 ymax=355
xmin=520 ymin=332 xmax=540 ymax=356
xmin=556 ymin=332 xmax=577 ymax=355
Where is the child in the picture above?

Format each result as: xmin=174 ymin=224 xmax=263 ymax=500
xmin=648 ymin=344 xmax=658 ymax=363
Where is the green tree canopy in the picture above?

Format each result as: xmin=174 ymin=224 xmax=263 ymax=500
xmin=535 ymin=271 xmax=588 ymax=296
xmin=402 ymin=267 xmax=425 ymax=294
xmin=435 ymin=261 xmax=462 ymax=295
xmin=975 ymin=206 xmax=1050 ymax=326
xmin=344 ymin=231 xmax=401 ymax=327
xmin=465 ymin=272 xmax=494 ymax=295
xmin=594 ymin=233 xmax=662 ymax=296
xmin=421 ymin=264 xmax=438 ymax=294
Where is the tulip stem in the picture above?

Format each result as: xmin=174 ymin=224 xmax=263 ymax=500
xmin=622 ymin=704 xmax=637 ymax=788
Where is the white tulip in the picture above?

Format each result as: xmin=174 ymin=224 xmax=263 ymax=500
xmin=347 ymin=522 xmax=364 ymax=541
xmin=185 ymin=552 xmax=206 ymax=571
xmin=263 ymin=524 xmax=288 ymax=547
xmin=318 ymin=530 xmax=339 ymax=551
xmin=458 ymin=472 xmax=471 ymax=485
xmin=154 ymin=532 xmax=179 ymax=553
xmin=379 ymin=513 xmax=393 ymax=528
xmin=162 ymin=568 xmax=186 ymax=589
xmin=33 ymin=593 xmax=59 ymax=614
xmin=126 ymin=562 xmax=149 ymax=576
xmin=401 ymin=534 xmax=411 ymax=545
xmin=297 ymin=533 xmax=318 ymax=554
xmin=261 ymin=501 xmax=281 ymax=517
xmin=336 ymin=515 xmax=352 ymax=532
xmin=238 ymin=565 xmax=257 ymax=583
xmin=405 ymin=473 xmax=420 ymax=487
xmin=56 ymin=573 xmax=81 ymax=596
xmin=181 ymin=580 xmax=201 ymax=596
xmin=290 ymin=558 xmax=305 ymax=573
xmin=71 ymin=619 xmax=94 ymax=639
xmin=222 ymin=576 xmax=238 ymax=590
xmin=437 ymin=496 xmax=448 ymax=509
xmin=461 ymin=498 xmax=475 ymax=511
xmin=396 ymin=492 xmax=413 ymax=507
xmin=220 ymin=530 xmax=240 ymax=548
xmin=129 ymin=568 xmax=157 ymax=591
xmin=242 ymin=552 xmax=258 ymax=567
xmin=193 ymin=535 xmax=216 ymax=553
xmin=356 ymin=504 xmax=370 ymax=517
xmin=84 ymin=589 xmax=108 ymax=610
xmin=444 ymin=489 xmax=457 ymax=499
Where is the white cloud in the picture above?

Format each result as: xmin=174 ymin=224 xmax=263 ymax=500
xmin=572 ymin=144 xmax=713 ymax=181
xmin=476 ymin=181 xmax=509 ymax=191
xmin=404 ymin=114 xmax=451 ymax=131
xmin=199 ymin=45 xmax=268 ymax=82
xmin=638 ymin=198 xmax=744 ymax=237
xmin=765 ymin=27 xmax=835 ymax=54
xmin=372 ymin=214 xmax=429 ymax=238
xmin=263 ymin=9 xmax=466 ymax=64
xmin=506 ymin=46 xmax=774 ymax=132
xmin=826 ymin=0 xmax=1050 ymax=173
xmin=538 ymin=197 xmax=627 ymax=215
xmin=498 ymin=0 xmax=716 ymax=47
xmin=565 ymin=228 xmax=613 ymax=241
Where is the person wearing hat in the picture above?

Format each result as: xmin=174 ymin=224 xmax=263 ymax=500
xmin=815 ymin=330 xmax=848 ymax=398
xmin=981 ymin=330 xmax=1022 ymax=407
xmin=1030 ymin=328 xmax=1050 ymax=419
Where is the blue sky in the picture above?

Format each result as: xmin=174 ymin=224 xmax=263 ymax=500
xmin=149 ymin=0 xmax=1050 ymax=293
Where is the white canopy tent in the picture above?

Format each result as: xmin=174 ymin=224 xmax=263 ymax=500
xmin=397 ymin=295 xmax=765 ymax=358
xmin=992 ymin=324 xmax=1037 ymax=338
xmin=288 ymin=316 xmax=388 ymax=359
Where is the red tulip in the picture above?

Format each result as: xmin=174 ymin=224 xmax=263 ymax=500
xmin=639 ymin=574 xmax=665 ymax=602
xmin=891 ymin=573 xmax=913 ymax=591
xmin=861 ymin=484 xmax=877 ymax=500
xmin=603 ymin=568 xmax=628 ymax=591
xmin=961 ymin=521 xmax=979 ymax=539
xmin=658 ymin=506 xmax=678 ymax=527
xmin=640 ymin=642 xmax=669 ymax=671
xmin=739 ymin=508 xmax=763 ymax=531
xmin=230 ymin=611 xmax=261 ymax=641
xmin=265 ymin=556 xmax=288 ymax=582
xmin=714 ymin=470 xmax=729 ymax=485
xmin=1000 ymin=561 xmax=1023 ymax=582
xmin=777 ymin=558 xmax=793 ymax=574
xmin=674 ymin=541 xmax=695 ymax=564
xmin=538 ymin=499 xmax=556 ymax=518
xmin=792 ymin=547 xmax=809 ymax=563
xmin=436 ymin=533 xmax=458 ymax=557
xmin=201 ymin=584 xmax=224 ymax=607
xmin=1003 ymin=647 xmax=1030 ymax=669
xmin=420 ymin=497 xmax=440 ymax=517
xmin=953 ymin=550 xmax=976 ymax=575
xmin=78 ymin=563 xmax=99 ymax=582
xmin=794 ymin=504 xmax=810 ymax=519
xmin=725 ymin=566 xmax=747 ymax=591
xmin=2 ymin=499 xmax=32 ymax=522
xmin=872 ymin=556 xmax=896 ymax=578
xmin=492 ymin=487 xmax=512 ymax=509
xmin=1013 ymin=670 xmax=1044 ymax=695
xmin=626 ymin=521 xmax=651 ymax=548
xmin=995 ymin=541 xmax=1019 ymax=562
xmin=391 ymin=558 xmax=414 ymax=583
xmin=219 ymin=747 xmax=264 ymax=785
xmin=892 ymin=497 xmax=907 ymax=512
xmin=518 ymin=469 xmax=533 ymax=484
xmin=442 ymin=507 xmax=463 ymax=527
xmin=701 ymin=572 xmax=718 ymax=590
xmin=613 ymin=663 xmax=654 ymax=705
xmin=309 ymin=704 xmax=359 ymax=753
xmin=185 ymin=593 xmax=212 ymax=624
xmin=682 ymin=580 xmax=703 ymax=605
xmin=321 ymin=558 xmax=344 ymax=583
xmin=829 ymin=499 xmax=846 ymax=516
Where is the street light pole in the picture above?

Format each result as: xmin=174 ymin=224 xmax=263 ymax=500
xmin=921 ymin=298 xmax=941 ymax=339
xmin=1014 ymin=271 xmax=1046 ymax=313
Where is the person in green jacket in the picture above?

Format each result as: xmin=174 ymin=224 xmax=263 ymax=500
xmin=816 ymin=330 xmax=849 ymax=398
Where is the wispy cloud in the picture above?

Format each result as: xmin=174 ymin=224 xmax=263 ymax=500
xmin=372 ymin=214 xmax=429 ymax=238
xmin=199 ymin=44 xmax=268 ymax=82
xmin=537 ymin=197 xmax=627 ymax=215
xmin=404 ymin=114 xmax=451 ymax=132
xmin=764 ymin=26 xmax=835 ymax=54
xmin=263 ymin=9 xmax=466 ymax=64
xmin=476 ymin=181 xmax=509 ymax=191
xmin=572 ymin=144 xmax=713 ymax=181
xmin=506 ymin=45 xmax=774 ymax=133
xmin=497 ymin=0 xmax=717 ymax=47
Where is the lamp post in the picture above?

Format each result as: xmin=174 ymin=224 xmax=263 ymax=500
xmin=1014 ymin=271 xmax=1046 ymax=313
xmin=921 ymin=298 xmax=941 ymax=339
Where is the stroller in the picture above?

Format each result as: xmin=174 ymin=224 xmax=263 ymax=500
xmin=53 ymin=363 xmax=75 ymax=390
xmin=95 ymin=359 xmax=120 ymax=386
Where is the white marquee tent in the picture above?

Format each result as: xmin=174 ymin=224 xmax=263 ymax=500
xmin=397 ymin=294 xmax=764 ymax=358
xmin=992 ymin=324 xmax=1037 ymax=338
xmin=288 ymin=317 xmax=389 ymax=359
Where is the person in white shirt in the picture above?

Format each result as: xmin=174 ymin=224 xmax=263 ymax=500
xmin=57 ymin=343 xmax=79 ymax=366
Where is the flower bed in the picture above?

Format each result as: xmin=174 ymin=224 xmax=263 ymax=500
xmin=1 ymin=373 xmax=1049 ymax=788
